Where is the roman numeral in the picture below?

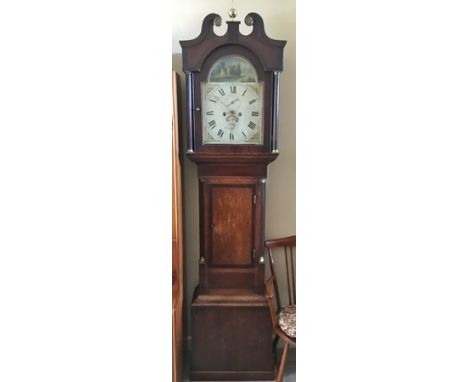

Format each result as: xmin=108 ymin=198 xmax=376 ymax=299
xmin=217 ymin=129 xmax=224 ymax=137
xmin=249 ymin=99 xmax=256 ymax=105
xmin=218 ymin=88 xmax=225 ymax=96
xmin=208 ymin=120 xmax=216 ymax=129
xmin=209 ymin=99 xmax=216 ymax=103
xmin=230 ymin=85 xmax=236 ymax=94
xmin=251 ymin=111 xmax=259 ymax=117
xmin=206 ymin=111 xmax=214 ymax=115
xmin=229 ymin=133 xmax=234 ymax=141
xmin=242 ymin=131 xmax=247 ymax=138
xmin=248 ymin=121 xmax=256 ymax=129
xmin=242 ymin=89 xmax=247 ymax=96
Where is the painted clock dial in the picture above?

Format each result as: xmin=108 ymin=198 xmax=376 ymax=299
xmin=201 ymin=54 xmax=263 ymax=145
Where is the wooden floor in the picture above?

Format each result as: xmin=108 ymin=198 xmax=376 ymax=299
xmin=182 ymin=346 xmax=296 ymax=382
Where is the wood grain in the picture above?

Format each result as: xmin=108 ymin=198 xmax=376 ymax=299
xmin=211 ymin=185 xmax=254 ymax=266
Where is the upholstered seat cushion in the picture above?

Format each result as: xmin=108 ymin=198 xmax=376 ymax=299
xmin=278 ymin=305 xmax=296 ymax=338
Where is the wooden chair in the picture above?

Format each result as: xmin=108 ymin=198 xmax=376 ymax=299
xmin=264 ymin=236 xmax=296 ymax=382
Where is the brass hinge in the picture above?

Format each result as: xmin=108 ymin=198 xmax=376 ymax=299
xmin=253 ymin=194 xmax=257 ymax=205
xmin=252 ymin=248 xmax=256 ymax=259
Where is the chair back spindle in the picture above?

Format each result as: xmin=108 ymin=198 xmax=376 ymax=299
xmin=267 ymin=247 xmax=282 ymax=309
xmin=265 ymin=276 xmax=278 ymax=328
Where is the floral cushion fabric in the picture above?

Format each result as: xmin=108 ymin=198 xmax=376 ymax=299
xmin=278 ymin=304 xmax=296 ymax=338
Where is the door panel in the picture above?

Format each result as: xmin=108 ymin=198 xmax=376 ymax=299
xmin=211 ymin=185 xmax=254 ymax=266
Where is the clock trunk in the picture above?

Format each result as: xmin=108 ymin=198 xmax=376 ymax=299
xmin=198 ymin=176 xmax=265 ymax=294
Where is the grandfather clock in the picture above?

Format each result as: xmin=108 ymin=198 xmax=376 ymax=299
xmin=180 ymin=11 xmax=286 ymax=381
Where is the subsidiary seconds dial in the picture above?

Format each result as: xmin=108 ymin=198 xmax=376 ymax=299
xmin=202 ymin=82 xmax=263 ymax=145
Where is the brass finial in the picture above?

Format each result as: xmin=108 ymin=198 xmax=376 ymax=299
xmin=228 ymin=8 xmax=237 ymax=19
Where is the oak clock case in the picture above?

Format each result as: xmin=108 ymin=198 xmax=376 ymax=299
xmin=180 ymin=12 xmax=286 ymax=381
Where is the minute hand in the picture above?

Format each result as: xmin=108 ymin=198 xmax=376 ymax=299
xmin=227 ymin=99 xmax=239 ymax=107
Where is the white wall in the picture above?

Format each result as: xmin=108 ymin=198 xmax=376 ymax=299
xmin=172 ymin=0 xmax=296 ymax=336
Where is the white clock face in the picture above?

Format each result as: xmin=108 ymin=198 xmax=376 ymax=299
xmin=202 ymin=82 xmax=263 ymax=145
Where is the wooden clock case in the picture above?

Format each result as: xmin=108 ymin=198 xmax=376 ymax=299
xmin=180 ymin=13 xmax=286 ymax=381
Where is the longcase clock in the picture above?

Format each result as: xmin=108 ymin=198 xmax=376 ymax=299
xmin=180 ymin=12 xmax=286 ymax=381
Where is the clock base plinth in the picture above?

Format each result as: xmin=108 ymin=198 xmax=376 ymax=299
xmin=190 ymin=286 xmax=274 ymax=381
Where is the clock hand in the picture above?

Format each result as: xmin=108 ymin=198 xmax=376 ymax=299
xmin=214 ymin=96 xmax=228 ymax=108
xmin=226 ymin=98 xmax=239 ymax=107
